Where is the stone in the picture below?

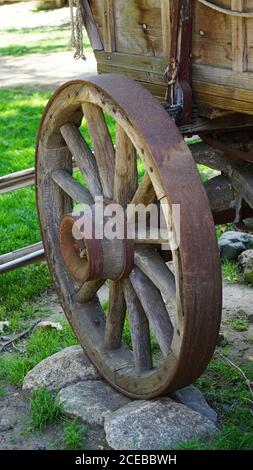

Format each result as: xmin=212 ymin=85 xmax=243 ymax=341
xmin=35 ymin=321 xmax=63 ymax=331
xmin=23 ymin=346 xmax=100 ymax=393
xmin=238 ymin=249 xmax=253 ymax=283
xmin=104 ymin=399 xmax=217 ymax=450
xmin=57 ymin=380 xmax=130 ymax=426
xmin=248 ymin=314 xmax=253 ymax=324
xmin=0 ymin=417 xmax=15 ymax=432
xmin=219 ymin=231 xmax=253 ymax=260
xmin=170 ymin=386 xmax=217 ymax=424
xmin=247 ymin=325 xmax=253 ymax=342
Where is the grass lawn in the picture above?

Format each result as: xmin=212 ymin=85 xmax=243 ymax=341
xmin=0 ymin=26 xmax=91 ymax=57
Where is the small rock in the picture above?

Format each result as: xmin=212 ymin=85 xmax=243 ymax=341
xmin=104 ymin=399 xmax=217 ymax=450
xmin=23 ymin=346 xmax=100 ymax=393
xmin=0 ymin=417 xmax=15 ymax=432
xmin=248 ymin=314 xmax=253 ymax=324
xmin=36 ymin=321 xmax=63 ymax=331
xmin=219 ymin=231 xmax=253 ymax=260
xmin=0 ymin=336 xmax=11 ymax=342
xmin=217 ymin=333 xmax=229 ymax=347
xmin=170 ymin=386 xmax=217 ymax=424
xmin=57 ymin=380 xmax=130 ymax=426
xmin=247 ymin=325 xmax=253 ymax=342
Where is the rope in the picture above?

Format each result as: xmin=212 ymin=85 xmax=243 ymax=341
xmin=69 ymin=0 xmax=86 ymax=61
xmin=198 ymin=0 xmax=253 ymax=17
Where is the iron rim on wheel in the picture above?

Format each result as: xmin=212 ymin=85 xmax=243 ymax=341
xmin=36 ymin=74 xmax=222 ymax=399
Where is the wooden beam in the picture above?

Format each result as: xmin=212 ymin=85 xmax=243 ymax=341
xmin=102 ymin=0 xmax=116 ymax=53
xmin=232 ymin=0 xmax=248 ymax=72
xmin=161 ymin=0 xmax=171 ymax=60
xmin=80 ymin=0 xmax=103 ymax=51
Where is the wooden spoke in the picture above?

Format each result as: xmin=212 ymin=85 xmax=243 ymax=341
xmin=114 ymin=124 xmax=138 ymax=206
xmin=134 ymin=230 xmax=169 ymax=245
xmin=134 ymin=247 xmax=176 ymax=308
xmin=82 ymin=102 xmax=115 ymax=199
xmin=76 ymin=279 xmax=104 ymax=303
xmin=104 ymin=281 xmax=126 ymax=349
xmin=52 ymin=169 xmax=93 ymax=205
xmin=60 ymin=123 xmax=102 ymax=198
xmin=130 ymin=268 xmax=173 ymax=357
xmin=130 ymin=172 xmax=156 ymax=206
xmin=123 ymin=279 xmax=152 ymax=373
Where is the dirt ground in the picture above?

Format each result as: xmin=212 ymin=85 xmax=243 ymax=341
xmin=1 ymin=280 xmax=253 ymax=450
xmin=0 ymin=1 xmax=97 ymax=89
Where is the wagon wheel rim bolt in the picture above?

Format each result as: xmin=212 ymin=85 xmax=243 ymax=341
xmin=36 ymin=75 xmax=222 ymax=399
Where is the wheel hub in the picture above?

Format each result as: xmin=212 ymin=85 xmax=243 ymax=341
xmin=59 ymin=208 xmax=134 ymax=283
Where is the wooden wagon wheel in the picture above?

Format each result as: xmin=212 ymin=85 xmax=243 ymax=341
xmin=36 ymin=74 xmax=222 ymax=399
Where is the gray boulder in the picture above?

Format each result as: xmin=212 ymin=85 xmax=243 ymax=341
xmin=23 ymin=345 xmax=99 ymax=393
xmin=238 ymin=249 xmax=253 ymax=283
xmin=104 ymin=398 xmax=217 ymax=450
xmin=170 ymin=386 xmax=217 ymax=424
xmin=219 ymin=231 xmax=253 ymax=260
xmin=57 ymin=380 xmax=130 ymax=426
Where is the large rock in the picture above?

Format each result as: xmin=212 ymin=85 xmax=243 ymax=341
xmin=104 ymin=399 xmax=217 ymax=450
xmin=219 ymin=231 xmax=253 ymax=260
xmin=238 ymin=249 xmax=253 ymax=283
xmin=57 ymin=380 xmax=130 ymax=426
xmin=170 ymin=386 xmax=217 ymax=424
xmin=23 ymin=346 xmax=99 ymax=393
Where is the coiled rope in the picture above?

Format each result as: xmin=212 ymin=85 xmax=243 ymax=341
xmin=69 ymin=0 xmax=86 ymax=61
xmin=198 ymin=0 xmax=253 ymax=17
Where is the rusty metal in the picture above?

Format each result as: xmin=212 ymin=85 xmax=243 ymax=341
xmin=60 ymin=208 xmax=134 ymax=283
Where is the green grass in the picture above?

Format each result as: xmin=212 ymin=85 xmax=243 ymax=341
xmin=0 ymin=385 xmax=6 ymax=398
xmin=0 ymin=88 xmax=51 ymax=329
xmin=0 ymin=321 xmax=78 ymax=386
xmin=231 ymin=318 xmax=249 ymax=332
xmin=222 ymin=260 xmax=241 ymax=283
xmin=0 ymin=26 xmax=91 ymax=57
xmin=29 ymin=389 xmax=62 ymax=432
xmin=175 ymin=358 xmax=253 ymax=450
xmin=63 ymin=419 xmax=87 ymax=450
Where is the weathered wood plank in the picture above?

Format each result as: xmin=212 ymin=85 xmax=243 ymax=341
xmin=161 ymin=0 xmax=171 ymax=60
xmin=80 ymin=0 xmax=103 ymax=50
xmin=232 ymin=0 xmax=248 ymax=72
xmin=102 ymin=0 xmax=116 ymax=52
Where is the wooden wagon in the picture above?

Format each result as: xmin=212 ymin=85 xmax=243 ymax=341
xmin=35 ymin=1 xmax=253 ymax=399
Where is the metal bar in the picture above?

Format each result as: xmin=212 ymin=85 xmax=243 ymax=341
xmin=0 ymin=243 xmax=45 ymax=274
